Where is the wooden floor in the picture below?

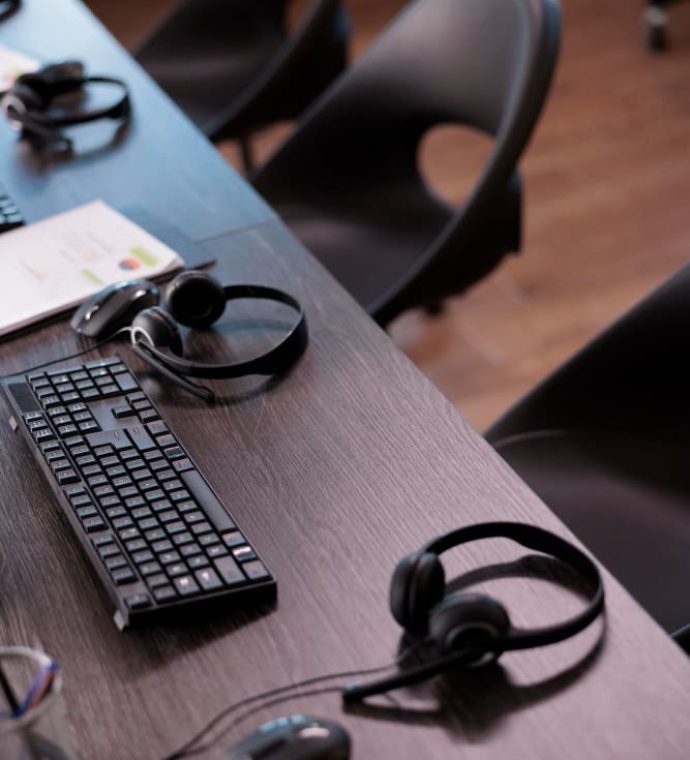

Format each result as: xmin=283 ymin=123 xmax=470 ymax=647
xmin=87 ymin=0 xmax=690 ymax=430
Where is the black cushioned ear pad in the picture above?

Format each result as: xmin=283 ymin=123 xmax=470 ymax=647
xmin=429 ymin=592 xmax=511 ymax=662
xmin=9 ymin=82 xmax=44 ymax=111
xmin=390 ymin=551 xmax=445 ymax=635
xmin=164 ymin=271 xmax=226 ymax=330
xmin=131 ymin=307 xmax=183 ymax=356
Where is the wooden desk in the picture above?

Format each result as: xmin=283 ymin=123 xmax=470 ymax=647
xmin=1 ymin=2 xmax=690 ymax=759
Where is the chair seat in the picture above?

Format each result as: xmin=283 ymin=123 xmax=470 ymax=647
xmin=275 ymin=200 xmax=452 ymax=310
xmin=495 ymin=428 xmax=690 ymax=635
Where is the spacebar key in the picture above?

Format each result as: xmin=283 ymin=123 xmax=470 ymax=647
xmin=180 ymin=469 xmax=235 ymax=532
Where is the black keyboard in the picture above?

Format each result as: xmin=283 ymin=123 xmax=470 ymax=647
xmin=2 ymin=356 xmax=275 ymax=629
xmin=0 ymin=182 xmax=25 ymax=233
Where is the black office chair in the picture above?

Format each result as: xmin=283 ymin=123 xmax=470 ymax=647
xmin=134 ymin=0 xmax=350 ymax=172
xmin=486 ymin=265 xmax=690 ymax=643
xmin=253 ymin=0 xmax=561 ymax=326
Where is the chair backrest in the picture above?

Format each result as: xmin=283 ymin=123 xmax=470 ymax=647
xmin=255 ymin=0 xmax=560 ymax=321
xmin=136 ymin=0 xmax=349 ymax=139
xmin=205 ymin=0 xmax=350 ymax=140
xmin=135 ymin=0 xmax=288 ymax=60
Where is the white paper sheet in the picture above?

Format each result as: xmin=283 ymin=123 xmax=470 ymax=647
xmin=0 ymin=201 xmax=183 ymax=337
xmin=0 ymin=44 xmax=39 ymax=91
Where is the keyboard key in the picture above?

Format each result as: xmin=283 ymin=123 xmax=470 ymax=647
xmin=146 ymin=420 xmax=168 ymax=437
xmin=83 ymin=516 xmax=106 ymax=532
xmin=180 ymin=470 xmax=234 ymax=532
xmin=145 ymin=528 xmax=166 ymax=542
xmin=113 ymin=568 xmax=137 ymax=585
xmin=87 ymin=429 xmax=129 ymax=450
xmin=167 ymin=563 xmax=186 ymax=578
xmin=172 ymin=532 xmax=194 ymax=546
xmin=243 ymin=561 xmax=270 ymax=582
xmin=113 ymin=516 xmax=134 ymax=530
xmin=124 ymin=593 xmax=151 ymax=609
xmin=98 ymin=544 xmax=120 ymax=559
xmin=173 ymin=575 xmax=200 ymax=597
xmin=119 ymin=527 xmax=140 ymax=541
xmin=195 ymin=568 xmax=222 ymax=592
xmin=188 ymin=555 xmax=210 ymax=569
xmin=214 ymin=557 xmax=245 ymax=587
xmin=147 ymin=573 xmax=168 ymax=589
xmin=127 ymin=425 xmax=155 ymax=451
xmin=233 ymin=546 xmax=257 ymax=563
xmin=163 ymin=446 xmax=184 ymax=460
xmin=57 ymin=470 xmax=79 ymax=485
xmin=105 ymin=556 xmax=128 ymax=571
xmin=139 ymin=562 xmax=162 ymax=576
xmin=153 ymin=585 xmax=177 ymax=603
xmin=173 ymin=458 xmax=194 ymax=473
xmin=113 ymin=406 xmax=136 ymax=419
xmin=222 ymin=531 xmax=245 ymax=548
xmin=115 ymin=373 xmax=138 ymax=393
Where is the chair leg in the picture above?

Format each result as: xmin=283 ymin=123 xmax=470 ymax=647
xmin=238 ymin=137 xmax=255 ymax=175
xmin=645 ymin=1 xmax=669 ymax=51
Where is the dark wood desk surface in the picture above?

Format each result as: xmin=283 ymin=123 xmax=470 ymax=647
xmin=2 ymin=2 xmax=690 ymax=759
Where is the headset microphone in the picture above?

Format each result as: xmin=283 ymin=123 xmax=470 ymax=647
xmin=342 ymin=649 xmax=479 ymax=704
xmin=131 ymin=342 xmax=214 ymax=402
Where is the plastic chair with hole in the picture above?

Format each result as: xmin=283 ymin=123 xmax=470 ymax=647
xmin=486 ymin=264 xmax=690 ymax=646
xmin=252 ymin=0 xmax=561 ymax=326
xmin=134 ymin=0 xmax=350 ymax=173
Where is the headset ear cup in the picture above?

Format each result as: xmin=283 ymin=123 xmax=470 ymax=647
xmin=164 ymin=271 xmax=226 ymax=329
xmin=390 ymin=551 xmax=445 ymax=636
xmin=9 ymin=82 xmax=44 ymax=111
xmin=429 ymin=592 xmax=511 ymax=664
xmin=131 ymin=307 xmax=183 ymax=356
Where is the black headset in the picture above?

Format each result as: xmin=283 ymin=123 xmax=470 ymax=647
xmin=1 ymin=60 xmax=130 ymax=150
xmin=129 ymin=271 xmax=308 ymax=402
xmin=0 ymin=0 xmax=20 ymax=22
xmin=342 ymin=522 xmax=605 ymax=703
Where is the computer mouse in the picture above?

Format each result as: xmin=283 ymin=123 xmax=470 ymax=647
xmin=70 ymin=279 xmax=160 ymax=338
xmin=226 ymin=715 xmax=350 ymax=760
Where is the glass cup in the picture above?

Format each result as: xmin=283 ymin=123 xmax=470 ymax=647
xmin=0 ymin=647 xmax=77 ymax=760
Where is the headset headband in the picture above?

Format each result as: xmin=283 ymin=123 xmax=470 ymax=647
xmin=0 ymin=0 xmax=19 ymax=22
xmin=422 ymin=522 xmax=604 ymax=651
xmin=8 ymin=75 xmax=131 ymax=127
xmin=134 ymin=284 xmax=308 ymax=379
